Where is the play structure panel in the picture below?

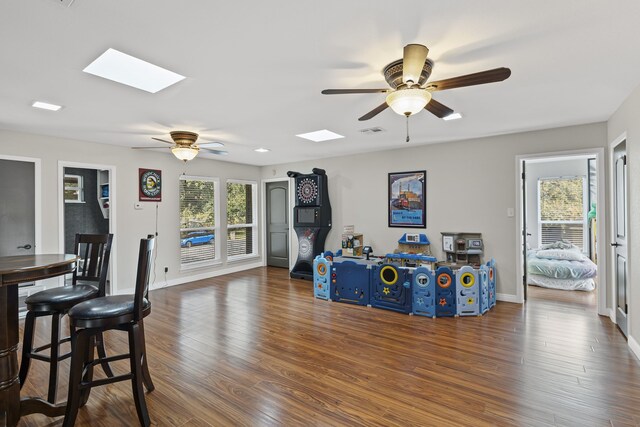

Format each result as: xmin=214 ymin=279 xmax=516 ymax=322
xmin=330 ymin=260 xmax=371 ymax=306
xmin=412 ymin=266 xmax=435 ymax=318
xmin=435 ymin=266 xmax=456 ymax=317
xmin=456 ymin=265 xmax=479 ymax=316
xmin=370 ymin=264 xmax=412 ymax=314
xmin=313 ymin=253 xmax=331 ymax=300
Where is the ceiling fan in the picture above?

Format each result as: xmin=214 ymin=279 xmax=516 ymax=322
xmin=132 ymin=131 xmax=227 ymax=161
xmin=322 ymin=43 xmax=511 ymax=138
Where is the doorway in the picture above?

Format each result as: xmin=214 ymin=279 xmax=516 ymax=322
xmin=0 ymin=155 xmax=42 ymax=313
xmin=58 ymin=161 xmax=116 ymax=294
xmin=517 ymin=150 xmax=606 ymax=316
xmin=264 ymin=179 xmax=290 ymax=268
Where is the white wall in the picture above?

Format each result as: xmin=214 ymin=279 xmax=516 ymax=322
xmin=0 ymin=129 xmax=263 ymax=293
xmin=262 ymin=122 xmax=607 ymax=300
xmin=525 ymin=158 xmax=590 ymax=250
xmin=608 ymin=82 xmax=640 ymax=355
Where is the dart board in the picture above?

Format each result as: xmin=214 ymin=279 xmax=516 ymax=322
xmin=296 ymin=176 xmax=320 ymax=206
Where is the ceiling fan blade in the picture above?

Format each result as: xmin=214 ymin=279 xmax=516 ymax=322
xmin=425 ymin=99 xmax=454 ymax=118
xmin=425 ymin=67 xmax=511 ymax=92
xmin=322 ymin=89 xmax=389 ymax=95
xmin=202 ymin=148 xmax=228 ymax=155
xmin=151 ymin=137 xmax=174 ymax=144
xmin=131 ymin=146 xmax=168 ymax=149
xmin=198 ymin=142 xmax=225 ymax=149
xmin=403 ymin=44 xmax=429 ymax=85
xmin=358 ymin=102 xmax=389 ymax=121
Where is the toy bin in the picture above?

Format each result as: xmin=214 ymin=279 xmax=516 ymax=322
xmin=370 ymin=264 xmax=413 ymax=314
xmin=435 ymin=266 xmax=456 ymax=317
xmin=412 ymin=267 xmax=435 ymax=318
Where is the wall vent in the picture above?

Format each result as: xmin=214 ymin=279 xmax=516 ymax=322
xmin=359 ymin=127 xmax=385 ymax=134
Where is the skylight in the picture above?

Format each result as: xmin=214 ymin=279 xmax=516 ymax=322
xmin=296 ymin=129 xmax=344 ymax=142
xmin=32 ymin=101 xmax=63 ymax=111
xmin=83 ymin=48 xmax=185 ymax=93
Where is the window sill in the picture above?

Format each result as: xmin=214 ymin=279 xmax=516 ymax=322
xmin=227 ymin=254 xmax=260 ymax=264
xmin=180 ymin=259 xmax=222 ymax=272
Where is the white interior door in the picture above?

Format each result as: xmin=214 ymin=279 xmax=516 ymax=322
xmin=0 ymin=159 xmax=35 ymax=256
xmin=613 ymin=147 xmax=628 ymax=337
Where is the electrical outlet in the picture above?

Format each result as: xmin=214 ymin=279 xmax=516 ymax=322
xmin=164 ymin=267 xmax=168 ymax=273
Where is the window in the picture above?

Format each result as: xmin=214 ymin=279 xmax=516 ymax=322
xmin=179 ymin=176 xmax=219 ymax=268
xmin=226 ymin=180 xmax=257 ymax=259
xmin=538 ymin=176 xmax=586 ymax=250
xmin=64 ymin=174 xmax=84 ymax=203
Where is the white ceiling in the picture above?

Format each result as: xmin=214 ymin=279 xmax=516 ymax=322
xmin=1 ymin=1 xmax=639 ymax=166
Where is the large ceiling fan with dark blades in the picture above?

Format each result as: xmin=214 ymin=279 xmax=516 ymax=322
xmin=322 ymin=43 xmax=511 ymax=123
xmin=132 ymin=131 xmax=227 ymax=161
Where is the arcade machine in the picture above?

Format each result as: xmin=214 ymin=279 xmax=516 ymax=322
xmin=287 ymin=168 xmax=332 ymax=280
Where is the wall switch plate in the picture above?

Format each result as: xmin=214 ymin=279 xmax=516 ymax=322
xmin=134 ymin=202 xmax=143 ymax=210
xmin=507 ymin=208 xmax=515 ymax=217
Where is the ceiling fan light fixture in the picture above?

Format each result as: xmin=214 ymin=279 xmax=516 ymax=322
xmin=386 ymin=88 xmax=432 ymax=116
xmin=171 ymin=146 xmax=199 ymax=161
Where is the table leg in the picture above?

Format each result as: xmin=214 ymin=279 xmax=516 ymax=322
xmin=0 ymin=283 xmax=20 ymax=427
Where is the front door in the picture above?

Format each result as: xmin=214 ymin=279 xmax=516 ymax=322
xmin=266 ymin=181 xmax=289 ymax=268
xmin=0 ymin=159 xmax=35 ymax=257
xmin=613 ymin=145 xmax=628 ymax=337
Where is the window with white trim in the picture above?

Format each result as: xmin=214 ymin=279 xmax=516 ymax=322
xmin=226 ymin=180 xmax=257 ymax=259
xmin=64 ymin=174 xmax=84 ymax=203
xmin=179 ymin=176 xmax=219 ymax=268
xmin=538 ymin=176 xmax=586 ymax=250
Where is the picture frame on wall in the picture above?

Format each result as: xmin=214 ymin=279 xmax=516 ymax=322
xmin=388 ymin=170 xmax=426 ymax=228
xmin=139 ymin=168 xmax=162 ymax=202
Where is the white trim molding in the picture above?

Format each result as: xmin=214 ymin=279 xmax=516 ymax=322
xmin=629 ymin=336 xmax=640 ymax=361
xmin=497 ymin=293 xmax=520 ymax=304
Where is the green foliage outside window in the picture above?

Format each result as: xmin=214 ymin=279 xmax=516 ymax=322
xmin=539 ymin=178 xmax=583 ymax=221
xmin=180 ymin=179 xmax=215 ymax=230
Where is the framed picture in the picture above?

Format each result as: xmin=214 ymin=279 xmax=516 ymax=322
xmin=388 ymin=170 xmax=426 ymax=228
xmin=139 ymin=168 xmax=162 ymax=202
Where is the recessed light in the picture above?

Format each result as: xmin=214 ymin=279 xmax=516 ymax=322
xmin=83 ymin=48 xmax=185 ymax=93
xmin=296 ymin=129 xmax=344 ymax=142
xmin=32 ymin=101 xmax=62 ymax=111
xmin=254 ymin=148 xmax=270 ymax=153
xmin=443 ymin=112 xmax=462 ymax=121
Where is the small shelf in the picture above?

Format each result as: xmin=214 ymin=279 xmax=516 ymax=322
xmin=97 ymin=171 xmax=109 ymax=219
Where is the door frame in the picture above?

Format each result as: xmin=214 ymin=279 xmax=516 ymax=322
xmin=0 ymin=154 xmax=42 ymax=255
xmin=515 ymin=148 xmax=607 ymax=316
xmin=57 ymin=161 xmax=117 ymax=292
xmin=609 ymin=132 xmax=629 ymax=328
xmin=261 ymin=177 xmax=294 ymax=269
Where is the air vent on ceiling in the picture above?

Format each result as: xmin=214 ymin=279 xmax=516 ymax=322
xmin=51 ymin=0 xmax=75 ymax=7
xmin=359 ymin=127 xmax=385 ymax=134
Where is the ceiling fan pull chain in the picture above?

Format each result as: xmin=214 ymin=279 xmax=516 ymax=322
xmin=406 ymin=114 xmax=410 ymax=142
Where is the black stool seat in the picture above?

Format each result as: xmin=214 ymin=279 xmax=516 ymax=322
xmin=69 ymin=296 xmax=150 ymax=326
xmin=25 ymin=284 xmax=98 ymax=312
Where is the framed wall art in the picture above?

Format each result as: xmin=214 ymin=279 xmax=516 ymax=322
xmin=388 ymin=170 xmax=426 ymax=228
xmin=139 ymin=168 xmax=162 ymax=202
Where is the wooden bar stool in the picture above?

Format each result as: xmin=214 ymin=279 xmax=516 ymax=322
xmin=19 ymin=233 xmax=114 ymax=403
xmin=63 ymin=236 xmax=155 ymax=427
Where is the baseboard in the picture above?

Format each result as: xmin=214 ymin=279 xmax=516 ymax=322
xmin=115 ymin=261 xmax=264 ymax=294
xmin=496 ymin=293 xmax=521 ymax=304
xmin=609 ymin=308 xmax=616 ymax=324
xmin=629 ymin=335 xmax=640 ymax=361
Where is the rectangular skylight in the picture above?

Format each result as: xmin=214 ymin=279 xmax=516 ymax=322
xmin=83 ymin=48 xmax=185 ymax=93
xmin=296 ymin=129 xmax=345 ymax=142
xmin=443 ymin=112 xmax=462 ymax=121
xmin=32 ymin=101 xmax=62 ymax=111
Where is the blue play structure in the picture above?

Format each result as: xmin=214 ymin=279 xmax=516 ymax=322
xmin=412 ymin=267 xmax=435 ymax=317
xmin=370 ymin=264 xmax=412 ymax=314
xmin=330 ymin=259 xmax=372 ymax=305
xmin=435 ymin=266 xmax=457 ymax=317
xmin=313 ymin=253 xmax=331 ymax=300
xmin=456 ymin=265 xmax=479 ymax=316
xmin=311 ymin=238 xmax=497 ymax=318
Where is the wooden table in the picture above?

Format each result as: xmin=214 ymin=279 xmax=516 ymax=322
xmin=0 ymin=254 xmax=77 ymax=427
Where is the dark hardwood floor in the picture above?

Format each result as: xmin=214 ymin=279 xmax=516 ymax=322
xmin=19 ymin=267 xmax=640 ymax=426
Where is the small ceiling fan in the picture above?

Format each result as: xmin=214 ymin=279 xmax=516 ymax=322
xmin=322 ymin=44 xmax=511 ymax=137
xmin=132 ymin=131 xmax=227 ymax=161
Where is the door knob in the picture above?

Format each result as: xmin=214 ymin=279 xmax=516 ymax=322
xmin=17 ymin=244 xmax=32 ymax=250
xmin=611 ymin=242 xmax=621 ymax=247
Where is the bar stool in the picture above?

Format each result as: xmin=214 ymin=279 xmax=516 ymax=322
xmin=19 ymin=233 xmax=114 ymax=403
xmin=63 ymin=236 xmax=155 ymax=427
